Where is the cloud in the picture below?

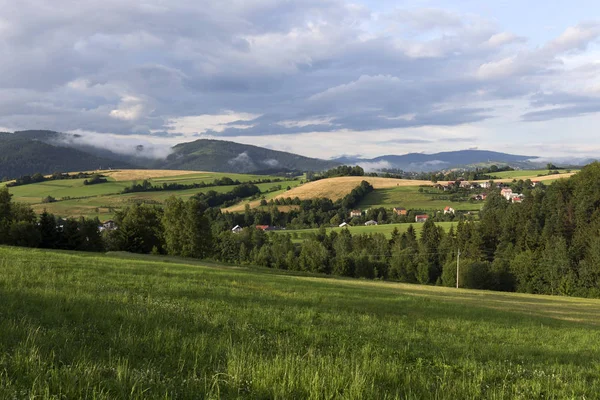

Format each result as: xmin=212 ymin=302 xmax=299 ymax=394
xmin=0 ymin=1 xmax=598 ymax=158
xmin=356 ymin=160 xmax=393 ymax=172
xmin=262 ymin=159 xmax=279 ymax=167
xmin=55 ymin=130 xmax=175 ymax=159
xmin=228 ymin=151 xmax=256 ymax=170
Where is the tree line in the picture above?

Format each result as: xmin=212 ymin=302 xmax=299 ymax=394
xmin=121 ymin=176 xmax=288 ymax=194
xmin=6 ymin=171 xmax=104 ymax=187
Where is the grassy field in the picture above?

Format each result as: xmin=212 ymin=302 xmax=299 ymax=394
xmin=487 ymin=169 xmax=578 ymax=180
xmin=1 ymin=246 xmax=600 ymax=398
xmin=4 ymin=170 xmax=300 ymax=219
xmin=358 ymin=186 xmax=484 ymax=212
xmin=275 ymin=221 xmax=457 ymax=241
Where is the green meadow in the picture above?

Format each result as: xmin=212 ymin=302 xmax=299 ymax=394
xmin=5 ymin=173 xmax=300 ymax=219
xmin=357 ymin=186 xmax=484 ymax=211
xmin=1 ymin=246 xmax=599 ymax=399
xmin=275 ymin=221 xmax=457 ymax=241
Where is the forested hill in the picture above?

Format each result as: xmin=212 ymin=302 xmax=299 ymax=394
xmin=0 ymin=133 xmax=134 ymax=179
xmin=156 ymin=139 xmax=339 ymax=173
xmin=0 ymin=131 xmax=340 ymax=178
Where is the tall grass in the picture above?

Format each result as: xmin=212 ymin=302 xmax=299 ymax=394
xmin=1 ymin=246 xmax=599 ymax=399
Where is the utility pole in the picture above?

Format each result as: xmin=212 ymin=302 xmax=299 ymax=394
xmin=456 ymin=249 xmax=461 ymax=289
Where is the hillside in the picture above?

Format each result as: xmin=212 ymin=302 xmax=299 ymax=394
xmin=4 ymin=169 xmax=300 ymax=220
xmin=0 ymin=132 xmax=134 ymax=179
xmin=224 ymin=176 xmax=432 ymax=212
xmin=159 ymin=139 xmax=339 ymax=173
xmin=1 ymin=246 xmax=599 ymax=398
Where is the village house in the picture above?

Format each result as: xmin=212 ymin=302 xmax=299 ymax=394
xmin=460 ymin=181 xmax=473 ymax=189
xmin=350 ymin=210 xmax=362 ymax=218
xmin=231 ymin=225 xmax=243 ymax=234
xmin=532 ymin=181 xmax=541 ymax=187
xmin=99 ymin=220 xmax=117 ymax=232
xmin=479 ymin=181 xmax=492 ymax=189
xmin=443 ymin=206 xmax=455 ymax=215
xmin=415 ymin=214 xmax=429 ymax=223
xmin=364 ymin=220 xmax=378 ymax=226
xmin=472 ymin=193 xmax=487 ymax=201
xmin=501 ymin=188 xmax=513 ymax=200
xmin=393 ymin=207 xmax=408 ymax=216
xmin=512 ymin=195 xmax=524 ymax=203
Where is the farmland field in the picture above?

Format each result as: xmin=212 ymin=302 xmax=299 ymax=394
xmin=275 ymin=221 xmax=458 ymax=241
xmin=4 ymin=170 xmax=300 ymax=219
xmin=358 ymin=186 xmax=484 ymax=211
xmin=482 ymin=169 xmax=578 ymax=181
xmin=277 ymin=176 xmax=433 ymax=201
xmin=1 ymin=246 xmax=600 ymax=399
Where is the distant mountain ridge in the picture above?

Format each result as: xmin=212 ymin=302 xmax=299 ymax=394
xmin=334 ymin=150 xmax=541 ymax=172
xmin=0 ymin=129 xmax=577 ymax=179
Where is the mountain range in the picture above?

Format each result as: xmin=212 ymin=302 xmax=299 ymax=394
xmin=0 ymin=130 xmax=587 ymax=179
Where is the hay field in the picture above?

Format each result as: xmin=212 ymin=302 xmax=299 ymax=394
xmin=102 ymin=169 xmax=204 ymax=181
xmin=223 ymin=176 xmax=431 ymax=212
xmin=277 ymin=176 xmax=432 ymax=202
xmin=473 ymin=172 xmax=576 ymax=183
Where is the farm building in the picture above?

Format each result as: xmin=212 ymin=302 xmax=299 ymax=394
xmin=350 ymin=210 xmax=362 ymax=218
xmin=339 ymin=222 xmax=349 ymax=228
xmin=99 ymin=220 xmax=117 ymax=232
xmin=415 ymin=215 xmax=429 ymax=223
xmin=232 ymin=225 xmax=243 ymax=234
xmin=443 ymin=206 xmax=455 ymax=215
xmin=393 ymin=207 xmax=408 ymax=216
xmin=364 ymin=220 xmax=378 ymax=226
xmin=255 ymin=225 xmax=274 ymax=231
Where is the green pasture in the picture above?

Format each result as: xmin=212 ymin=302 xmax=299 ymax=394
xmin=149 ymin=172 xmax=291 ymax=185
xmin=7 ymin=175 xmax=299 ymax=219
xmin=6 ymin=178 xmax=129 ymax=203
xmin=275 ymin=221 xmax=457 ymax=241
xmin=358 ymin=186 xmax=484 ymax=211
xmin=1 ymin=246 xmax=600 ymax=398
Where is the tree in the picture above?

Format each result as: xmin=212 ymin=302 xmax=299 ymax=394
xmin=162 ymin=197 xmax=212 ymax=258
xmin=114 ymin=204 xmax=163 ymax=254
xmin=38 ymin=210 xmax=58 ymax=249
xmin=0 ymin=187 xmax=12 ymax=243
xmin=418 ymin=219 xmax=442 ymax=283
xmin=298 ymin=240 xmax=329 ymax=273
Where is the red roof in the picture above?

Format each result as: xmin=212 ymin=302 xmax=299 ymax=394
xmin=416 ymin=214 xmax=429 ymax=219
xmin=255 ymin=225 xmax=270 ymax=230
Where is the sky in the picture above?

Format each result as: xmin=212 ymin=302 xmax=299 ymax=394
xmin=1 ymin=0 xmax=600 ymax=160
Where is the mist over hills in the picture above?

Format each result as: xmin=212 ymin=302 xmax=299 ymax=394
xmin=0 ymin=130 xmax=587 ymax=179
